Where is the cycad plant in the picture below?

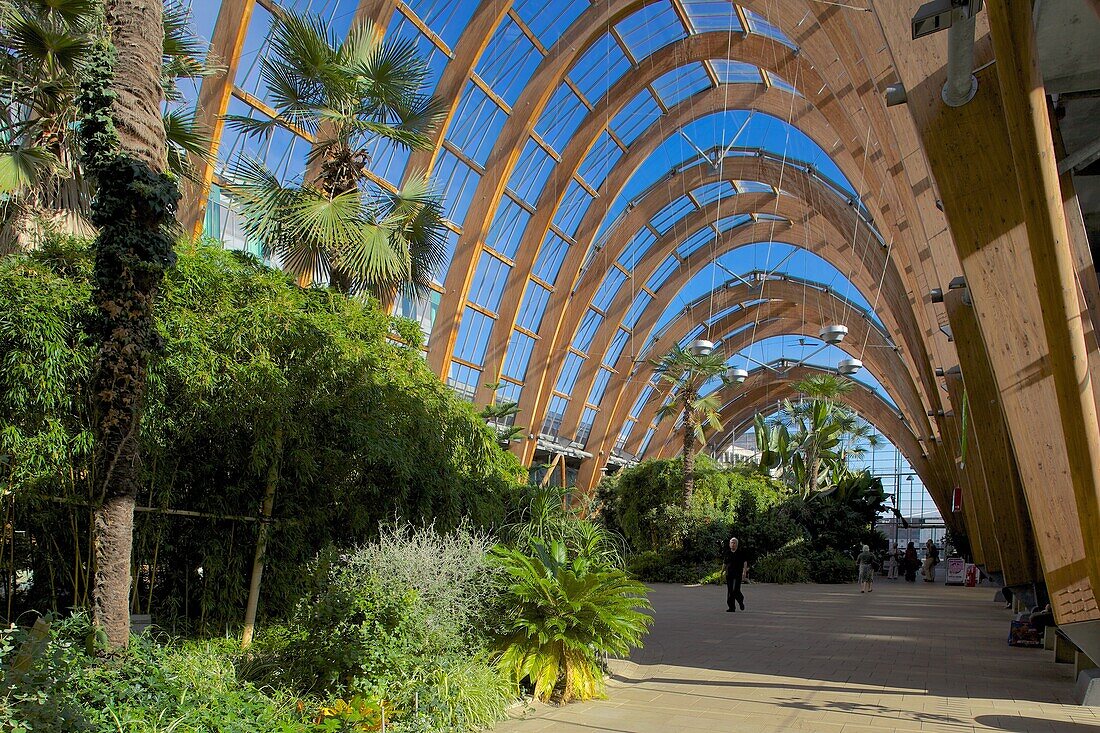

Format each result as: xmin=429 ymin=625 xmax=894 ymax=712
xmin=0 ymin=0 xmax=211 ymax=252
xmin=223 ymin=12 xmax=447 ymax=298
xmin=492 ymin=539 xmax=652 ymax=703
xmin=651 ymin=344 xmax=735 ymax=506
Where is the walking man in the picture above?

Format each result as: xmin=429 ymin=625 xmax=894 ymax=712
xmin=723 ymin=536 xmax=750 ymax=612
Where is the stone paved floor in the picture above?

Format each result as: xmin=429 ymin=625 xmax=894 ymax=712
xmin=495 ymin=580 xmax=1100 ymax=733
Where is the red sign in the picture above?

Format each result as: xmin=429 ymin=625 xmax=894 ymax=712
xmin=951 ymin=486 xmax=963 ymax=512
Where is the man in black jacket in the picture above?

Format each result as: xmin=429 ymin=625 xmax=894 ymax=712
xmin=722 ymin=537 xmax=751 ymax=612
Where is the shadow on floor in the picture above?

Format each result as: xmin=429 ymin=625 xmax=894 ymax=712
xmin=625 ymin=581 xmax=1076 ymax=704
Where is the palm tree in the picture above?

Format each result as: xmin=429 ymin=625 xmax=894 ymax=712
xmin=223 ymin=12 xmax=447 ymax=299
xmin=79 ymin=0 xmax=179 ymax=651
xmin=0 ymin=0 xmax=210 ymax=252
xmin=755 ymin=373 xmax=877 ymax=498
xmin=651 ymin=344 xmax=735 ymax=506
xmin=480 ymin=382 xmax=525 ymax=445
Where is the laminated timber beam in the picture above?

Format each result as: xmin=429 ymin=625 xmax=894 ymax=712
xmin=937 ymin=371 xmax=987 ymax=567
xmin=553 ymin=216 xmax=919 ymax=445
xmin=874 ymin=0 xmax=1099 ymax=628
xmin=654 ymin=365 xmax=947 ymax=517
xmin=469 ymin=31 xmax=913 ymax=400
xmin=178 ymin=0 xmax=257 ymax=237
xmin=944 ymin=289 xmax=1038 ymax=587
xmin=619 ymin=280 xmax=928 ymax=458
xmin=943 ymin=366 xmax=1001 ymax=573
xmin=426 ymin=2 xmax=953 ymax=430
xmin=513 ymin=157 xmax=928 ymax=465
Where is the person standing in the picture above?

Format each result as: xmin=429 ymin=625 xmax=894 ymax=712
xmin=903 ymin=541 xmax=919 ymax=582
xmin=885 ymin=542 xmax=900 ymax=580
xmin=857 ymin=544 xmax=877 ymax=593
xmin=922 ymin=539 xmax=940 ymax=582
xmin=722 ymin=537 xmax=750 ymax=612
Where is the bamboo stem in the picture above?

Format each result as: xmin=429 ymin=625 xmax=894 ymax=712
xmin=241 ymin=423 xmax=283 ymax=649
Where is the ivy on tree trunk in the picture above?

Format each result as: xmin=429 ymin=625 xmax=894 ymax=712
xmin=78 ymin=29 xmax=178 ymax=650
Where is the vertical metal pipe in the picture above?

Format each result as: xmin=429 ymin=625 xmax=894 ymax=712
xmin=942 ymin=9 xmax=978 ymax=107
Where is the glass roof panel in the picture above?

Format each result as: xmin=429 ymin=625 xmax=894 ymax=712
xmin=652 ymin=196 xmax=696 ymax=233
xmin=403 ymin=0 xmax=479 ymax=48
xmin=569 ymin=33 xmax=632 ymax=102
xmin=589 ymin=368 xmax=614 ymax=404
xmin=553 ymin=180 xmax=594 ymax=238
xmin=619 ymin=228 xmax=658 ymax=268
xmin=677 ymin=227 xmax=717 ymax=259
xmin=768 ymin=71 xmax=804 ymax=97
xmin=605 ymin=328 xmax=631 ymax=367
xmin=512 ymin=0 xmax=587 ymax=48
xmin=453 ymin=307 xmax=494 ymax=364
xmin=578 ymin=132 xmax=624 ymax=190
xmin=517 ymin=281 xmax=551 ymax=332
xmin=625 ymin=290 xmax=655 ymax=329
xmin=615 ymin=1 xmax=690 ymax=61
xmin=611 ymin=90 xmax=664 ymax=147
xmin=433 ymin=150 xmax=480 ymax=227
xmin=508 ymin=139 xmax=556 ymax=204
xmin=645 ymin=256 xmax=680 ymax=292
xmin=691 ymin=181 xmax=738 ymax=206
xmin=735 ymin=180 xmax=774 ymax=194
xmin=476 ymin=18 xmax=543 ymax=107
xmin=555 ymin=352 xmax=585 ymax=394
xmin=533 ymin=231 xmax=572 ymax=285
xmin=485 ymin=195 xmax=531 ymax=260
xmin=681 ymin=0 xmax=743 ymax=33
xmin=502 ymin=330 xmax=536 ymax=381
xmin=573 ymin=309 xmax=603 ymax=353
xmin=650 ymin=63 xmax=713 ymax=108
xmin=469 ymin=252 xmax=510 ymax=312
xmin=535 ymin=84 xmax=589 ymax=153
xmin=447 ymin=362 xmax=481 ymax=401
xmin=446 ymin=82 xmax=508 ymax=167
xmin=711 ymin=59 xmax=764 ymax=85
xmin=716 ymin=212 xmax=753 ymax=231
xmin=593 ymin=268 xmax=629 ymax=313
xmin=743 ymin=7 xmax=797 ymax=49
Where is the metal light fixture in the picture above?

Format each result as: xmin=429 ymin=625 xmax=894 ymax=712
xmin=819 ymin=324 xmax=848 ymax=345
xmin=690 ymin=338 xmax=715 ymax=356
xmin=838 ymin=358 xmax=863 ymax=376
xmin=727 ymin=367 xmax=749 ymax=384
xmin=885 ymin=83 xmax=907 ymax=107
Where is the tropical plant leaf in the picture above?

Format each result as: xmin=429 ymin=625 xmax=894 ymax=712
xmin=0 ymin=146 xmax=62 ymax=193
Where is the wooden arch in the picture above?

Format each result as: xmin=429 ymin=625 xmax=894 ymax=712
xmin=418 ymin=3 xmax=957 ymax=426
xmin=650 ymin=365 xmax=943 ymax=513
xmin=513 ymin=156 xmax=929 ymax=464
xmin=616 ymin=277 xmax=930 ymax=455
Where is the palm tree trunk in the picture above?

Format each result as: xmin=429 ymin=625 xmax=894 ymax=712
xmin=84 ymin=0 xmax=175 ymax=652
xmin=682 ymin=389 xmax=697 ymax=507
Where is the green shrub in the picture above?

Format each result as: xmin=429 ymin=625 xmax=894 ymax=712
xmin=753 ymin=554 xmax=810 ymax=584
xmin=492 ymin=539 xmax=652 ymax=703
xmin=609 ymin=457 xmax=784 ymax=554
xmin=0 ymin=239 xmax=527 ymax=626
xmin=807 ymin=550 xmax=858 ymax=584
xmin=0 ymin=614 xmax=310 ymax=733
xmin=258 ymin=523 xmax=514 ymax=732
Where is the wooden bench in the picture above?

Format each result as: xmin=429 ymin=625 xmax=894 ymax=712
xmin=1051 ymin=627 xmax=1096 ymax=674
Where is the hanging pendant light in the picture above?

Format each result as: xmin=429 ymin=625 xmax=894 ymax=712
xmin=819 ymin=324 xmax=848 ymax=345
xmin=690 ymin=338 xmax=715 ymax=356
xmin=838 ymin=357 xmax=863 ymax=375
xmin=726 ymin=367 xmax=749 ymax=384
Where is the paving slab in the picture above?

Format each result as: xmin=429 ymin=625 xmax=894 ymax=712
xmin=494 ymin=581 xmax=1100 ymax=733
